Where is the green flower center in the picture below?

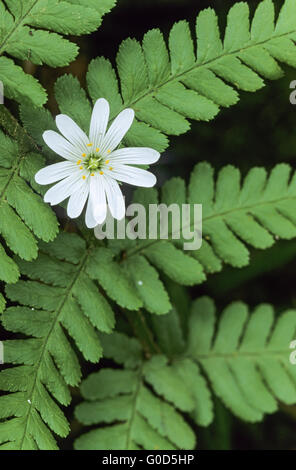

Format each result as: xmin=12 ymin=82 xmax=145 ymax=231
xmin=84 ymin=154 xmax=103 ymax=171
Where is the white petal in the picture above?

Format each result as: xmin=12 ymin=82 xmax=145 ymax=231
xmin=35 ymin=161 xmax=76 ymax=185
xmin=56 ymin=114 xmax=89 ymax=154
xmin=43 ymin=130 xmax=81 ymax=161
xmin=109 ymin=164 xmax=157 ymax=188
xmin=103 ymin=176 xmax=125 ymax=220
xmin=44 ymin=172 xmax=85 ymax=205
xmin=109 ymin=147 xmax=160 ymax=165
xmin=67 ymin=183 xmax=89 ymax=219
xmin=101 ymin=109 xmax=134 ymax=154
xmin=89 ymin=98 xmax=110 ymax=149
xmin=89 ymin=173 xmax=107 ymax=224
xmin=85 ymin=196 xmax=99 ymax=228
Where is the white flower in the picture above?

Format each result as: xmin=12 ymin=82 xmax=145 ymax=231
xmin=35 ymin=98 xmax=160 ymax=228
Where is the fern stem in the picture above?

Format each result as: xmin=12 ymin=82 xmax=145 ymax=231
xmin=125 ymin=364 xmax=143 ymax=450
xmin=0 ymin=105 xmax=38 ymax=151
xmin=0 ymin=105 xmax=41 ymax=204
xmin=18 ymin=250 xmax=90 ymax=449
xmin=0 ymin=1 xmax=39 ymax=56
xmin=108 ymin=30 xmax=296 ymax=125
xmin=124 ymin=309 xmax=162 ymax=356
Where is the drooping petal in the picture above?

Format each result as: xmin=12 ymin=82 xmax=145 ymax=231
xmin=89 ymin=98 xmax=110 ymax=149
xmin=67 ymin=182 xmax=90 ymax=219
xmin=44 ymin=172 xmax=86 ymax=206
xmin=101 ymin=109 xmax=134 ymax=155
xmin=108 ymin=164 xmax=157 ymax=188
xmin=103 ymin=176 xmax=125 ymax=220
xmin=43 ymin=130 xmax=81 ymax=161
xmin=85 ymin=195 xmax=99 ymax=228
xmin=109 ymin=147 xmax=160 ymax=165
xmin=89 ymin=173 xmax=107 ymax=225
xmin=56 ymin=114 xmax=89 ymax=154
xmin=35 ymin=161 xmax=76 ymax=185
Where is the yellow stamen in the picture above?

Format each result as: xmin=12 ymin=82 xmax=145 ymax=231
xmin=107 ymin=149 xmax=111 ymax=154
xmin=91 ymin=173 xmax=94 ymax=176
xmin=82 ymin=175 xmax=86 ymax=180
xmin=77 ymin=160 xmax=82 ymax=165
xmin=109 ymin=167 xmax=113 ymax=171
xmin=87 ymin=143 xmax=93 ymax=147
xmin=82 ymin=153 xmax=86 ymax=158
xmin=100 ymin=171 xmax=104 ymax=175
xmin=96 ymin=148 xmax=100 ymax=152
xmin=79 ymin=166 xmax=83 ymax=170
xmin=105 ymin=160 xmax=110 ymax=164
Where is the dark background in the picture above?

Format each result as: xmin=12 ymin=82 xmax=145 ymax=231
xmin=25 ymin=0 xmax=296 ymax=450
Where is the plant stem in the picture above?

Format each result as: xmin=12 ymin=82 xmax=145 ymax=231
xmin=0 ymin=105 xmax=38 ymax=151
xmin=125 ymin=309 xmax=162 ymax=357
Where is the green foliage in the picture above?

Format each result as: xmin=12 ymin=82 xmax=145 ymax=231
xmin=1 ymin=0 xmax=296 ymax=452
xmin=74 ymin=333 xmax=196 ymax=451
xmin=13 ymin=93 xmax=296 ymax=298
xmin=75 ymin=298 xmax=296 ymax=449
xmin=88 ymin=0 xmax=296 ymax=150
xmin=86 ymin=246 xmax=173 ymax=315
xmin=0 ymin=232 xmax=114 ymax=450
xmin=187 ymin=297 xmax=296 ymax=422
xmin=0 ymin=112 xmax=58 ymax=283
xmin=0 ymin=292 xmax=5 ymax=313
xmin=0 ymin=0 xmax=116 ymax=105
xmin=18 ymin=0 xmax=296 ymax=151
xmin=121 ymin=162 xmax=296 ymax=287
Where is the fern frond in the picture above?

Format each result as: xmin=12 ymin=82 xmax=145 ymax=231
xmin=19 ymin=0 xmax=296 ymax=149
xmin=74 ymin=333 xmax=196 ymax=451
xmin=75 ymin=299 xmax=296 ymax=449
xmin=0 ymin=0 xmax=116 ymax=105
xmin=0 ymin=232 xmax=115 ymax=449
xmin=122 ymin=162 xmax=296 ymax=289
xmin=88 ymin=0 xmax=296 ymax=150
xmin=0 ymin=109 xmax=58 ymax=283
xmin=187 ymin=297 xmax=296 ymax=422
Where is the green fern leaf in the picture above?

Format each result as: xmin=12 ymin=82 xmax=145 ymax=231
xmin=150 ymin=308 xmax=186 ymax=357
xmin=123 ymin=255 xmax=171 ymax=315
xmin=79 ymin=0 xmax=296 ymax=151
xmin=65 ymin=0 xmax=116 ymax=17
xmin=0 ymin=56 xmax=46 ymax=106
xmin=19 ymin=0 xmax=296 ymax=149
xmin=119 ymin=163 xmax=296 ymax=290
xmin=75 ymin=296 xmax=296 ymax=449
xmin=0 ymin=292 xmax=5 ymax=312
xmin=0 ymin=232 xmax=115 ymax=449
xmin=85 ymin=247 xmax=143 ymax=311
xmin=74 ymin=333 xmax=196 ymax=451
xmin=0 ymin=112 xmax=58 ymax=283
xmin=0 ymin=0 xmax=116 ymax=105
xmin=187 ymin=297 xmax=296 ymax=422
